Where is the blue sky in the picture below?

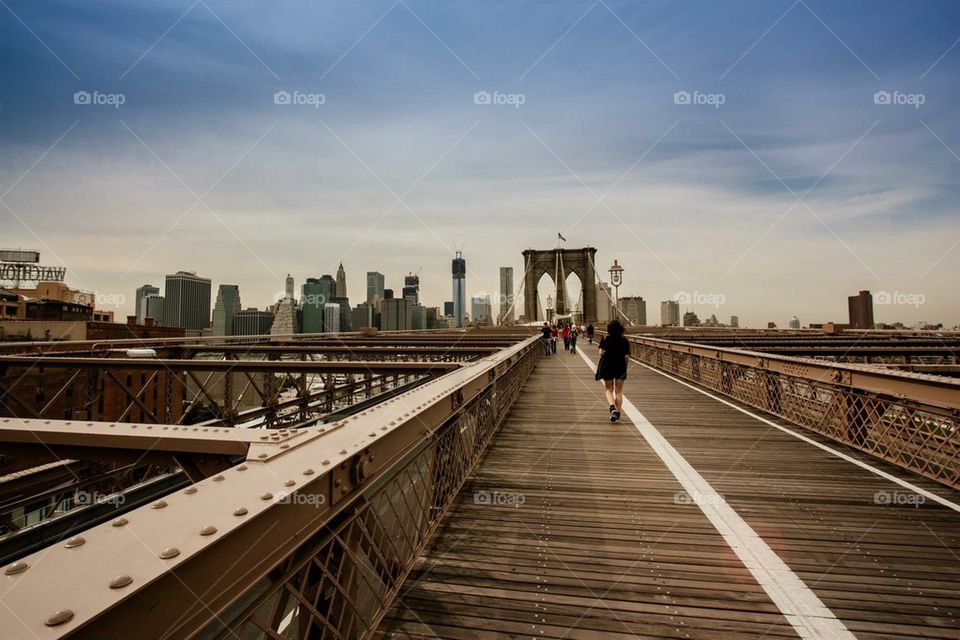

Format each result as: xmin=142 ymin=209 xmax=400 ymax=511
xmin=1 ymin=0 xmax=958 ymax=326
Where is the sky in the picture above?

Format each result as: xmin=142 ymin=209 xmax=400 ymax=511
xmin=0 ymin=0 xmax=958 ymax=327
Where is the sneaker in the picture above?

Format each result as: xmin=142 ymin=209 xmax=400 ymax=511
xmin=612 ymin=410 xmax=621 ymax=422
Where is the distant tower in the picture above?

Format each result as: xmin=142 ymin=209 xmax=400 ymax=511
xmin=211 ymin=284 xmax=241 ymax=336
xmin=499 ymin=267 xmax=514 ymax=324
xmin=847 ymin=290 xmax=874 ymax=329
xmin=336 ymin=263 xmax=347 ymax=301
xmin=285 ymin=274 xmax=294 ymax=301
xmin=452 ymin=251 xmax=466 ymax=328
xmin=403 ymin=273 xmax=420 ymax=305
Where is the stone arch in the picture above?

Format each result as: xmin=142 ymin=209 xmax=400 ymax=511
xmin=522 ymin=247 xmax=597 ymax=322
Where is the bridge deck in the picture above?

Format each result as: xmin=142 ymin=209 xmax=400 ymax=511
xmin=376 ymin=344 xmax=960 ymax=640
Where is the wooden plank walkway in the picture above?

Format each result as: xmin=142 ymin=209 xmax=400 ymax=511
xmin=375 ymin=345 xmax=960 ymax=640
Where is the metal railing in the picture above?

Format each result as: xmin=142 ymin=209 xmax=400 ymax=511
xmin=627 ymin=335 xmax=960 ymax=489
xmin=0 ymin=334 xmax=540 ymax=639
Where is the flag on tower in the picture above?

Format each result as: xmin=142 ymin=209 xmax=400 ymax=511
xmin=558 ymin=232 xmax=567 ymax=242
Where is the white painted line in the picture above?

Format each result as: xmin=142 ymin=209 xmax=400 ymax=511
xmin=632 ymin=358 xmax=960 ymax=514
xmin=577 ymin=349 xmax=855 ymax=639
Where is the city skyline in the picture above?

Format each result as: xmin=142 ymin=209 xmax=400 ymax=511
xmin=0 ymin=1 xmax=957 ymax=328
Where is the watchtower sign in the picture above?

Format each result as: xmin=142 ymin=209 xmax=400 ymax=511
xmin=0 ymin=249 xmax=66 ymax=283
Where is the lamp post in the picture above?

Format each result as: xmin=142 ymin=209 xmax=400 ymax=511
xmin=608 ymin=260 xmax=624 ymax=322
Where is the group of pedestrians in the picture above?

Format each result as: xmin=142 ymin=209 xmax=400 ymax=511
xmin=540 ymin=321 xmax=592 ymax=355
xmin=539 ymin=318 xmax=629 ymax=423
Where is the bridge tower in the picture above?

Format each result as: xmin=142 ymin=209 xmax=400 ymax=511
xmin=522 ymin=247 xmax=598 ymax=323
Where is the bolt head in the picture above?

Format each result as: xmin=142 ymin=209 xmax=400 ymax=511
xmin=44 ymin=609 xmax=74 ymax=627
xmin=233 ymin=507 xmax=248 ymax=516
xmin=109 ymin=575 xmax=133 ymax=589
xmin=199 ymin=525 xmax=217 ymax=536
xmin=64 ymin=536 xmax=86 ymax=549
xmin=151 ymin=500 xmax=168 ymax=509
xmin=5 ymin=561 xmax=29 ymax=575
xmin=159 ymin=547 xmax=180 ymax=559
xmin=112 ymin=517 xmax=129 ymax=527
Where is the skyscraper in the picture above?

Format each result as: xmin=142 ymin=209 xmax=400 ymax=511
xmin=499 ymin=267 xmax=514 ymax=324
xmin=452 ymin=251 xmax=466 ymax=328
xmin=848 ymin=290 xmax=874 ymax=329
xmin=142 ymin=294 xmax=164 ymax=325
xmin=619 ymin=296 xmax=647 ymax=326
xmin=730 ymin=315 xmax=739 ymax=328
xmin=403 ymin=273 xmax=420 ymax=304
xmin=163 ymin=271 xmax=212 ymax=333
xmin=381 ymin=298 xmax=411 ymax=331
xmin=135 ymin=284 xmax=159 ymax=323
xmin=324 ymin=303 xmax=341 ymax=333
xmin=233 ymin=308 xmax=274 ymax=337
xmin=471 ymin=294 xmax=492 ymax=326
xmin=660 ymin=300 xmax=680 ymax=326
xmin=211 ymin=284 xmax=241 ymax=336
xmin=443 ymin=301 xmax=454 ymax=317
xmin=789 ymin=315 xmax=801 ymax=329
xmin=302 ymin=276 xmax=337 ymax=333
xmin=271 ymin=275 xmax=299 ymax=338
xmin=366 ymin=272 xmax=384 ymax=304
xmin=336 ymin=263 xmax=347 ymax=301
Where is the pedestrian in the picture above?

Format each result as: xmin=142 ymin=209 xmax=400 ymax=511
xmin=540 ymin=321 xmax=552 ymax=356
xmin=562 ymin=323 xmax=571 ymax=351
xmin=550 ymin=324 xmax=558 ymax=354
xmin=569 ymin=325 xmax=578 ymax=354
xmin=586 ymin=323 xmax=595 ymax=344
xmin=595 ymin=320 xmax=629 ymax=422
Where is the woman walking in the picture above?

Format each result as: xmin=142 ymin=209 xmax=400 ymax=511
xmin=569 ymin=324 xmax=579 ymax=354
xmin=595 ymin=320 xmax=630 ymax=422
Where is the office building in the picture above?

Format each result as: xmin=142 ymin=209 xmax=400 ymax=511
xmin=403 ymin=273 xmax=419 ymax=304
xmin=163 ymin=271 xmax=212 ymax=333
xmin=323 ymin=303 xmax=341 ymax=333
xmin=595 ymin=283 xmax=612 ymax=323
xmin=141 ymin=293 xmax=164 ymax=325
xmin=660 ymin=300 xmax=680 ymax=326
xmin=302 ymin=276 xmax=337 ymax=333
xmin=271 ymin=275 xmax=299 ymax=337
xmin=426 ymin=306 xmax=439 ymax=329
xmin=135 ymin=285 xmax=159 ymax=323
xmin=336 ymin=263 xmax=348 ymax=301
xmin=382 ymin=298 xmax=411 ymax=331
xmin=443 ymin=301 xmax=454 ymax=317
xmin=352 ymin=303 xmax=375 ymax=330
xmin=383 ymin=289 xmax=394 ymax=300
xmin=366 ymin=272 xmax=384 ymax=304
xmin=211 ymin=284 xmax=241 ymax=336
xmin=411 ymin=305 xmax=427 ymax=330
xmin=730 ymin=315 xmax=739 ymax=328
xmin=683 ymin=310 xmax=700 ymax=327
xmin=471 ymin=294 xmax=492 ymax=326
xmin=848 ymin=290 xmax=874 ymax=329
xmin=233 ymin=308 xmax=274 ymax=337
xmin=788 ymin=315 xmax=801 ymax=329
xmin=452 ymin=251 xmax=466 ymax=328
xmin=618 ymin=296 xmax=646 ymax=326
xmin=499 ymin=267 xmax=514 ymax=324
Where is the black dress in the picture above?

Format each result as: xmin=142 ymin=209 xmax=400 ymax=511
xmin=596 ymin=335 xmax=630 ymax=380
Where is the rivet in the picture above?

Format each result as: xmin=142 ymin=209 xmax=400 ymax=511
xmin=199 ymin=525 xmax=217 ymax=536
xmin=213 ymin=475 xmax=225 ymax=481
xmin=109 ymin=575 xmax=133 ymax=589
xmin=280 ymin=444 xmax=289 ymax=449
xmin=64 ymin=536 xmax=86 ymax=548
xmin=284 ymin=480 xmax=295 ymax=487
xmin=159 ymin=547 xmax=180 ymax=559
xmin=44 ymin=609 xmax=74 ymax=627
xmin=339 ymin=449 xmax=347 ymax=455
xmin=5 ymin=561 xmax=29 ymax=575
xmin=261 ymin=492 xmax=273 ymax=500
xmin=237 ymin=465 xmax=248 ymax=471
xmin=334 ymin=479 xmax=341 ymax=487
xmin=258 ymin=453 xmax=268 ymax=459
xmin=184 ymin=487 xmax=198 ymax=495
xmin=381 ymin=426 xmax=388 ymax=431
xmin=322 ymin=459 xmax=330 ymax=465
xmin=151 ymin=500 xmax=168 ymax=509
xmin=233 ymin=507 xmax=248 ymax=516
xmin=369 ymin=432 xmax=376 ymax=437
xmin=112 ymin=517 xmax=129 ymax=527
xmin=303 ymin=469 xmax=314 ymax=475
xmin=259 ymin=434 xmax=269 ymax=440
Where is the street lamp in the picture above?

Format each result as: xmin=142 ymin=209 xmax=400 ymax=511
xmin=608 ymin=260 xmax=624 ymax=322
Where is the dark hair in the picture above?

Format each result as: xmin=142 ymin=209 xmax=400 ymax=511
xmin=607 ymin=319 xmax=624 ymax=337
